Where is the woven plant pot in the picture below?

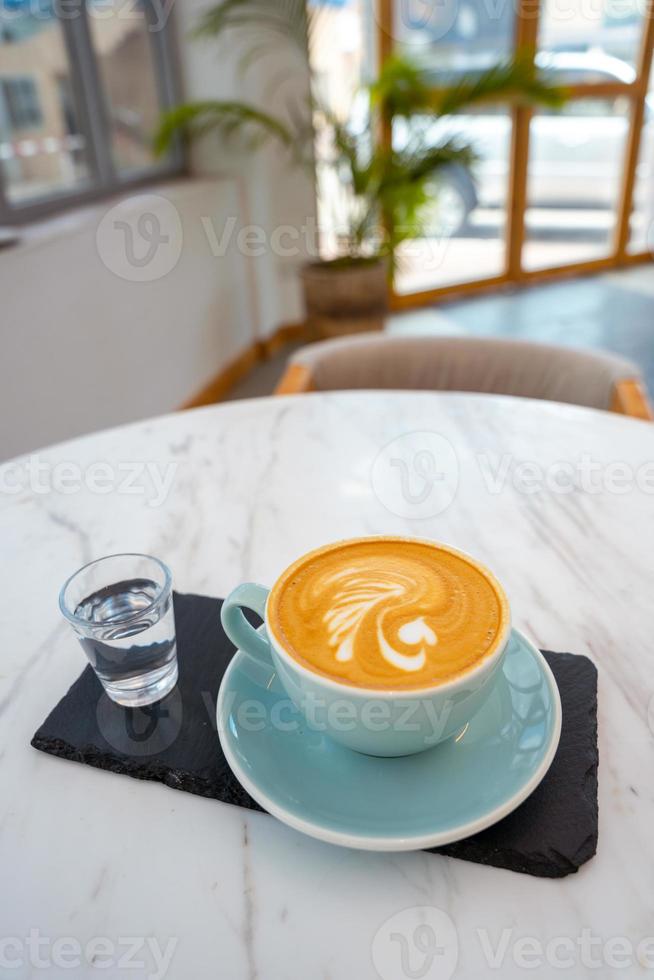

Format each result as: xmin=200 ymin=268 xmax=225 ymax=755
xmin=301 ymin=258 xmax=388 ymax=337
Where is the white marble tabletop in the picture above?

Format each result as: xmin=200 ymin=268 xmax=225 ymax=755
xmin=1 ymin=392 xmax=654 ymax=979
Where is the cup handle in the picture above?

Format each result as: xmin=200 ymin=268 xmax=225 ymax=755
xmin=221 ymin=583 xmax=272 ymax=667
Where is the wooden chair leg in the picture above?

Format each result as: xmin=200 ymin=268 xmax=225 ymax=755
xmin=274 ymin=363 xmax=314 ymax=395
xmin=610 ymin=378 xmax=654 ymax=421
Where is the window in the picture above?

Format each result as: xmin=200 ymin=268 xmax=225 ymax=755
xmin=316 ymin=0 xmax=654 ymax=305
xmin=393 ymin=107 xmax=512 ymax=294
xmin=523 ymin=98 xmax=631 ymax=270
xmin=1 ymin=78 xmax=43 ymax=129
xmin=0 ymin=0 xmax=181 ymax=223
xmin=629 ymin=53 xmax=654 ymax=252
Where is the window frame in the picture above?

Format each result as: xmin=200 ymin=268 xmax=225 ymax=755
xmin=376 ymin=0 xmax=654 ymax=308
xmin=0 ymin=0 xmax=184 ymax=227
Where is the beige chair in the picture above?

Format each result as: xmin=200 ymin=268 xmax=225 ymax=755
xmin=275 ymin=334 xmax=653 ymax=419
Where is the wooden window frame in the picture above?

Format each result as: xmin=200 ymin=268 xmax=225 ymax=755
xmin=376 ymin=0 xmax=654 ymax=309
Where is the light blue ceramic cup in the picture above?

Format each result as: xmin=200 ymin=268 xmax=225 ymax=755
xmin=221 ymin=544 xmax=511 ymax=757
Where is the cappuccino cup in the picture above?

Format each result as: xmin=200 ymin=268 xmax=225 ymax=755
xmin=221 ymin=536 xmax=511 ymax=757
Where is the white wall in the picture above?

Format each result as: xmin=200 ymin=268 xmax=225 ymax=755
xmin=0 ymin=180 xmax=254 ymax=460
xmin=173 ymin=0 xmax=317 ymax=336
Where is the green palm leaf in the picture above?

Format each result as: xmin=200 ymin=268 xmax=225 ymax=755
xmin=372 ymin=53 xmax=566 ymax=118
xmin=432 ymin=55 xmax=566 ymax=115
xmin=154 ymin=100 xmax=295 ymax=156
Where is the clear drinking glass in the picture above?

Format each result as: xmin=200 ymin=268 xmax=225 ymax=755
xmin=59 ymin=554 xmax=178 ymax=707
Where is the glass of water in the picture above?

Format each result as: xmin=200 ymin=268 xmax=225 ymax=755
xmin=59 ymin=553 xmax=178 ymax=707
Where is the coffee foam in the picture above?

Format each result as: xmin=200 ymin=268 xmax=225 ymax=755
xmin=268 ymin=538 xmax=509 ymax=690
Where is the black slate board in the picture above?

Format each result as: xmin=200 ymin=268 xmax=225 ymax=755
xmin=32 ymin=592 xmax=598 ymax=877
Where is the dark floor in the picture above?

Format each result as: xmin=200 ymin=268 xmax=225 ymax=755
xmin=225 ymin=344 xmax=305 ymax=401
xmin=225 ymin=266 xmax=654 ymax=399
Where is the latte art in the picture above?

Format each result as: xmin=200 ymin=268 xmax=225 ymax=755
xmin=323 ymin=568 xmax=437 ymax=673
xmin=268 ymin=538 xmax=509 ymax=690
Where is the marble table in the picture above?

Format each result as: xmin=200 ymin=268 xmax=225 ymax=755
xmin=1 ymin=392 xmax=653 ymax=979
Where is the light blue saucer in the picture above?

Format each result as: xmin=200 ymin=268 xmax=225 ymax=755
xmin=217 ymin=629 xmax=562 ymax=851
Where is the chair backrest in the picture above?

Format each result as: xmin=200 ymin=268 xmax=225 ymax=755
xmin=289 ymin=334 xmax=643 ymax=411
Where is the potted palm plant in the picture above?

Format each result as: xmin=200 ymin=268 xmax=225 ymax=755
xmin=156 ymin=0 xmax=563 ymax=336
